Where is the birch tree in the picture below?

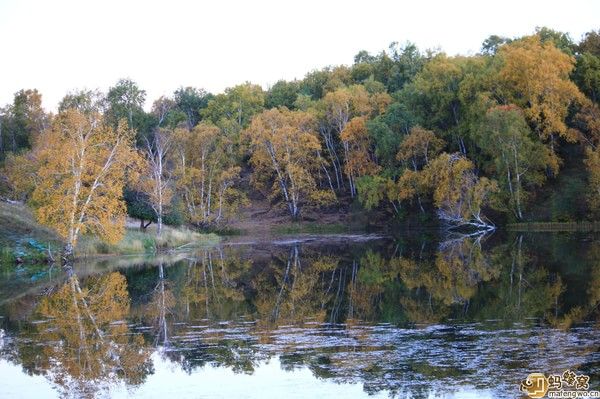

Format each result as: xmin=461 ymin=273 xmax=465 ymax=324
xmin=423 ymin=153 xmax=498 ymax=230
xmin=171 ymin=123 xmax=245 ymax=226
xmin=245 ymin=108 xmax=335 ymax=220
xmin=31 ymin=109 xmax=138 ymax=263
xmin=142 ymin=128 xmax=174 ymax=236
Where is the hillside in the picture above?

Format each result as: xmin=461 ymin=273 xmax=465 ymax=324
xmin=0 ymin=201 xmax=62 ymax=263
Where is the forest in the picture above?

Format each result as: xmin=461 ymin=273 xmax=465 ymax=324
xmin=1 ymin=27 xmax=600 ymax=260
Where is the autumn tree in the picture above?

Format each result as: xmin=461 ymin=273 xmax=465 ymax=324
xmin=340 ymin=116 xmax=380 ymax=196
xmin=171 ymin=122 xmax=245 ymax=226
xmin=244 ymin=108 xmax=335 ymax=219
xmin=356 ymin=126 xmax=443 ymax=215
xmin=1 ymin=150 xmax=39 ymax=201
xmin=423 ymin=153 xmax=498 ymax=229
xmin=396 ymin=126 xmax=445 ymax=171
xmin=150 ymin=95 xmax=180 ymax=128
xmin=33 ymin=272 xmax=152 ymax=396
xmin=317 ymin=84 xmax=390 ymax=193
xmin=31 ymin=109 xmax=138 ymax=262
xmin=496 ymin=35 xmax=585 ymax=171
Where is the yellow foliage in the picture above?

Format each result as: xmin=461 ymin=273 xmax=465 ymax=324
xmin=171 ymin=122 xmax=245 ymax=225
xmin=244 ymin=108 xmax=334 ymax=218
xmin=340 ymin=116 xmax=380 ymax=178
xmin=396 ymin=126 xmax=445 ymax=169
xmin=2 ymin=151 xmax=39 ymax=200
xmin=424 ymin=153 xmax=498 ymax=225
xmin=35 ymin=272 xmax=151 ymax=392
xmin=497 ymin=35 xmax=585 ymax=145
xmin=31 ymin=109 xmax=139 ymax=253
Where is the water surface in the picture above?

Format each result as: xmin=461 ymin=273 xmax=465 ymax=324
xmin=1 ymin=232 xmax=599 ymax=398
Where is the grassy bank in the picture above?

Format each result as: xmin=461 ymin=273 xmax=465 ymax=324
xmin=507 ymin=221 xmax=600 ymax=232
xmin=77 ymin=225 xmax=220 ymax=256
xmin=0 ymin=202 xmax=62 ymax=265
xmin=0 ymin=201 xmax=220 ymax=264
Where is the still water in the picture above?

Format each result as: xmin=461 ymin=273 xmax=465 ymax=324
xmin=0 ymin=232 xmax=599 ymax=398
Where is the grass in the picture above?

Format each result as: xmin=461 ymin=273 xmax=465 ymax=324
xmin=0 ymin=201 xmax=220 ymax=263
xmin=507 ymin=221 xmax=600 ymax=232
xmin=0 ymin=202 xmax=62 ymax=247
xmin=0 ymin=202 xmax=62 ymax=265
xmin=77 ymin=225 xmax=220 ymax=256
xmin=273 ymin=222 xmax=351 ymax=235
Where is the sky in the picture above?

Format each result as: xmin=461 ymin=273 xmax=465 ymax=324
xmin=0 ymin=0 xmax=598 ymax=111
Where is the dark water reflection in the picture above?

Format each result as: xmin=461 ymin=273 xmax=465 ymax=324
xmin=1 ymin=232 xmax=600 ymax=398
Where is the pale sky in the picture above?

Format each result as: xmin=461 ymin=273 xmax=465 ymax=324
xmin=0 ymin=0 xmax=598 ymax=111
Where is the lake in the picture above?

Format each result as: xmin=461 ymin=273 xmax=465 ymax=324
xmin=0 ymin=232 xmax=599 ymax=398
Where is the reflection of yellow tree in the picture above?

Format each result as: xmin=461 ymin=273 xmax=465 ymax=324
xmin=392 ymin=237 xmax=503 ymax=324
xmin=32 ymin=272 xmax=151 ymax=398
xmin=392 ymin=257 xmax=450 ymax=324
xmin=398 ymin=238 xmax=500 ymax=307
xmin=178 ymin=249 xmax=250 ymax=321
xmin=253 ymin=247 xmax=338 ymax=329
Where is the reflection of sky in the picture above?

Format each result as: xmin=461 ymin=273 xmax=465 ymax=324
xmin=0 ymin=354 xmax=494 ymax=399
xmin=0 ymin=359 xmax=58 ymax=399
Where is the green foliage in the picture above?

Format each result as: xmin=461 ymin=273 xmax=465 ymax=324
xmin=535 ymin=26 xmax=575 ymax=55
xmin=481 ymin=35 xmax=512 ymax=55
xmin=367 ymin=100 xmax=420 ymax=170
xmin=124 ymin=189 xmax=183 ymax=228
xmin=356 ymin=175 xmax=387 ymax=210
xmin=105 ymin=78 xmax=147 ymax=130
xmin=475 ymin=105 xmax=548 ymax=219
xmin=202 ymin=83 xmax=265 ymax=133
xmin=174 ymin=86 xmax=212 ymax=129
xmin=58 ymin=89 xmax=104 ymax=114
xmin=266 ymin=80 xmax=300 ymax=109
xmin=573 ymin=52 xmax=600 ymax=103
xmin=0 ymin=89 xmax=47 ymax=157
xmin=577 ymin=30 xmax=600 ymax=56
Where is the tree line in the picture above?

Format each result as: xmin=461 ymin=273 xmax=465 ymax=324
xmin=1 ymin=27 xmax=600 ymax=258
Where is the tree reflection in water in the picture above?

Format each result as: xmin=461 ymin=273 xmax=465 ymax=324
xmin=1 ymin=232 xmax=600 ymax=398
xmin=12 ymin=269 xmax=152 ymax=398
